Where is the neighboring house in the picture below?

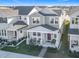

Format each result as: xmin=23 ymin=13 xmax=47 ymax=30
xmin=0 ymin=7 xmax=28 ymax=42
xmin=68 ymin=7 xmax=79 ymax=53
xmin=26 ymin=7 xmax=65 ymax=49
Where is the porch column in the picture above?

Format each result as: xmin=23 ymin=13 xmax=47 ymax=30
xmin=41 ymin=33 xmax=43 ymax=45
xmin=16 ymin=31 xmax=18 ymax=41
xmin=26 ymin=31 xmax=29 ymax=44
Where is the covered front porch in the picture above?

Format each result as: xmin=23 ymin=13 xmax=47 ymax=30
xmin=26 ymin=25 xmax=58 ymax=48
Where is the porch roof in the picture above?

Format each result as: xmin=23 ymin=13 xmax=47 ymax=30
xmin=27 ymin=24 xmax=58 ymax=33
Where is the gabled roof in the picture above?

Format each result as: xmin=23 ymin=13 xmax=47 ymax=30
xmin=13 ymin=21 xmax=27 ymax=25
xmin=29 ymin=7 xmax=61 ymax=16
xmin=27 ymin=24 xmax=58 ymax=33
xmin=69 ymin=29 xmax=79 ymax=35
xmin=14 ymin=6 xmax=34 ymax=15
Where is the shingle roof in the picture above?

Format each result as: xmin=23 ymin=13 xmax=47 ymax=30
xmin=0 ymin=17 xmax=7 ymax=23
xmin=38 ymin=11 xmax=58 ymax=16
xmin=41 ymin=24 xmax=58 ymax=31
xmin=28 ymin=24 xmax=58 ymax=31
xmin=69 ymin=6 xmax=79 ymax=16
xmin=69 ymin=29 xmax=79 ymax=35
xmin=14 ymin=6 xmax=34 ymax=15
xmin=13 ymin=21 xmax=27 ymax=25
xmin=38 ymin=8 xmax=58 ymax=16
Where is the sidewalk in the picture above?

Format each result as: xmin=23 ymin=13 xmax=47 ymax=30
xmin=0 ymin=50 xmax=38 ymax=58
xmin=38 ymin=47 xmax=47 ymax=57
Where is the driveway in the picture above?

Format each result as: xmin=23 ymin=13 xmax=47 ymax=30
xmin=0 ymin=50 xmax=38 ymax=58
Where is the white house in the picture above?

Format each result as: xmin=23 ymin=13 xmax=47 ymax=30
xmin=68 ymin=7 xmax=79 ymax=53
xmin=0 ymin=7 xmax=28 ymax=42
xmin=26 ymin=7 xmax=65 ymax=49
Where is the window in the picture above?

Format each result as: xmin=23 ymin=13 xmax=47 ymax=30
xmin=20 ymin=30 xmax=22 ymax=33
xmin=19 ymin=16 xmax=21 ymax=19
xmin=72 ymin=20 xmax=74 ymax=24
xmin=72 ymin=17 xmax=78 ymax=24
xmin=5 ymin=30 xmax=6 ymax=36
xmin=32 ymin=17 xmax=40 ymax=24
xmin=55 ymin=18 xmax=58 ymax=24
xmin=24 ymin=18 xmax=27 ymax=20
xmin=75 ymin=18 xmax=78 ymax=24
xmin=55 ymin=20 xmax=58 ymax=24
xmin=37 ymin=38 xmax=41 ymax=43
xmin=54 ymin=34 xmax=57 ymax=38
xmin=50 ymin=18 xmax=54 ymax=24
xmin=0 ymin=30 xmax=1 ymax=36
xmin=37 ymin=32 xmax=41 ymax=36
xmin=2 ymin=30 xmax=4 ymax=36
xmin=33 ymin=32 xmax=36 ymax=36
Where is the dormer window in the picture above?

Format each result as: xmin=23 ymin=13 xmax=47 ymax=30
xmin=32 ymin=17 xmax=40 ymax=24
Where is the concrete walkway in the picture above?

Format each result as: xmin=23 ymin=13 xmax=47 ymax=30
xmin=38 ymin=47 xmax=47 ymax=57
xmin=0 ymin=50 xmax=38 ymax=58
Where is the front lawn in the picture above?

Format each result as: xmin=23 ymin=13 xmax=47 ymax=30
xmin=1 ymin=41 xmax=42 ymax=56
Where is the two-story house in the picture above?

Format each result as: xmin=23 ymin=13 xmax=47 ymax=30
xmin=68 ymin=6 xmax=79 ymax=53
xmin=25 ymin=7 xmax=65 ymax=49
xmin=0 ymin=7 xmax=28 ymax=42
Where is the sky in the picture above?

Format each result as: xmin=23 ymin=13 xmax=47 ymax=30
xmin=0 ymin=0 xmax=79 ymax=6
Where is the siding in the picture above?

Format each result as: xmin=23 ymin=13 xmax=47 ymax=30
xmin=29 ymin=12 xmax=45 ymax=26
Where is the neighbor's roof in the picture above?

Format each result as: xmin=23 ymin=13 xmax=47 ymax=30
xmin=7 ymin=25 xmax=27 ymax=31
xmin=14 ymin=6 xmax=34 ymax=15
xmin=68 ymin=6 xmax=79 ymax=16
xmin=69 ymin=29 xmax=79 ymax=35
xmin=13 ymin=21 xmax=27 ymax=25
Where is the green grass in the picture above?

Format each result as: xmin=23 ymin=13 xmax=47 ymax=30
xmin=1 ymin=41 xmax=42 ymax=56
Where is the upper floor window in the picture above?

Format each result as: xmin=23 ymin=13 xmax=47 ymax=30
xmin=19 ymin=16 xmax=21 ymax=19
xmin=55 ymin=18 xmax=58 ymax=24
xmin=72 ymin=17 xmax=78 ymax=24
xmin=75 ymin=18 xmax=78 ymax=24
xmin=32 ymin=17 xmax=40 ymax=24
xmin=24 ymin=18 xmax=27 ymax=20
xmin=50 ymin=17 xmax=54 ymax=24
xmin=20 ymin=30 xmax=22 ymax=33
xmin=50 ymin=17 xmax=58 ymax=24
xmin=72 ymin=20 xmax=74 ymax=24
xmin=33 ymin=32 xmax=36 ymax=36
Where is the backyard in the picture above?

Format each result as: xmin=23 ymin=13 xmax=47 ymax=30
xmin=0 ymin=40 xmax=42 ymax=56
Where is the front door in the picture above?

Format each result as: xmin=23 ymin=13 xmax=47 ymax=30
xmin=47 ymin=33 xmax=51 ymax=41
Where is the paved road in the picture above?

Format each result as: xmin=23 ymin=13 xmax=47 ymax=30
xmin=0 ymin=50 xmax=38 ymax=58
